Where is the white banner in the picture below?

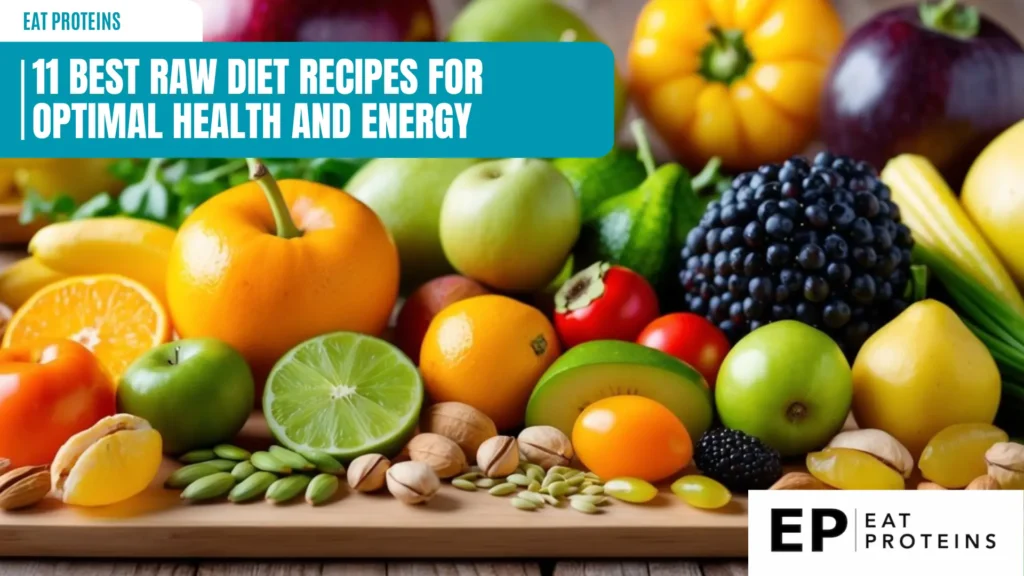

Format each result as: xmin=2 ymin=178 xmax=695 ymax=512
xmin=0 ymin=0 xmax=202 ymax=42
xmin=749 ymin=490 xmax=1024 ymax=576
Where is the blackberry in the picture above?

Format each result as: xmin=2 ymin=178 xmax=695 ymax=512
xmin=676 ymin=152 xmax=914 ymax=358
xmin=694 ymin=428 xmax=782 ymax=491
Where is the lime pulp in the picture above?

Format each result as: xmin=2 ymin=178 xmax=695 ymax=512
xmin=263 ymin=332 xmax=424 ymax=461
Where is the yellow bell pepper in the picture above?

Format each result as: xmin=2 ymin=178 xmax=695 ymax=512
xmin=881 ymin=155 xmax=1024 ymax=315
xmin=628 ymin=0 xmax=844 ymax=171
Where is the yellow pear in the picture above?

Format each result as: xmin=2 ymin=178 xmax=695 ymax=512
xmin=851 ymin=299 xmax=1000 ymax=457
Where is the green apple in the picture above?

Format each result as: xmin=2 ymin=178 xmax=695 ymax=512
xmin=347 ymin=158 xmax=479 ymax=290
xmin=448 ymin=0 xmax=627 ymax=130
xmin=440 ymin=158 xmax=580 ymax=292
xmin=117 ymin=338 xmax=255 ymax=455
xmin=716 ymin=321 xmax=852 ymax=457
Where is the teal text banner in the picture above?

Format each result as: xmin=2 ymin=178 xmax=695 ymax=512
xmin=0 ymin=42 xmax=615 ymax=159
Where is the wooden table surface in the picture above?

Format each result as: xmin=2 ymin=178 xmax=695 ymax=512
xmin=4 ymin=0 xmax=1023 ymax=573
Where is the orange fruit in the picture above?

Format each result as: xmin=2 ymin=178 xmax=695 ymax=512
xmin=573 ymin=395 xmax=693 ymax=482
xmin=3 ymin=274 xmax=171 ymax=380
xmin=419 ymin=295 xmax=560 ymax=431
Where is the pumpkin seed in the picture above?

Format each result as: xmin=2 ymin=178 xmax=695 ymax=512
xmin=178 ymin=449 xmax=216 ymax=464
xmin=582 ymin=484 xmax=604 ymax=495
xmin=299 ymin=449 xmax=345 ymax=475
xmin=269 ymin=446 xmax=315 ymax=471
xmin=181 ymin=472 xmax=235 ymax=502
xmin=452 ymin=479 xmax=477 ymax=491
xmin=541 ymin=473 xmax=564 ymax=489
xmin=305 ymin=474 xmax=340 ymax=505
xmin=507 ymin=473 xmax=531 ymax=487
xmin=213 ymin=444 xmax=252 ymax=461
xmin=455 ymin=471 xmax=482 ymax=482
xmin=511 ymin=497 xmax=537 ymax=511
xmin=547 ymin=481 xmax=570 ymax=498
xmin=540 ymin=494 xmax=560 ymax=506
xmin=570 ymin=499 xmax=600 ymax=514
xmin=229 ymin=471 xmax=277 ymax=503
xmin=251 ymin=451 xmax=291 ymax=474
xmin=547 ymin=466 xmax=572 ymax=477
xmin=527 ymin=480 xmax=541 ymax=492
xmin=475 ymin=478 xmax=498 ymax=489
xmin=517 ymin=491 xmax=546 ymax=506
xmin=566 ymin=475 xmax=586 ymax=487
xmin=231 ymin=461 xmax=257 ymax=482
xmin=165 ymin=462 xmax=220 ymax=489
xmin=488 ymin=482 xmax=517 ymax=496
xmin=266 ymin=475 xmax=311 ymax=504
xmin=571 ymin=494 xmax=607 ymax=506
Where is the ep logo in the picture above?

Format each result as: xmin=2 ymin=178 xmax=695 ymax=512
xmin=771 ymin=508 xmax=848 ymax=552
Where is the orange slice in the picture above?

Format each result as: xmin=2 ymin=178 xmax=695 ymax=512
xmin=2 ymin=274 xmax=171 ymax=379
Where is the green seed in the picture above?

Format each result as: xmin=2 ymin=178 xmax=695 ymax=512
xmin=582 ymin=485 xmax=604 ymax=496
xmin=511 ymin=497 xmax=537 ymax=511
xmin=266 ymin=475 xmax=311 ymax=504
xmin=488 ymin=483 xmax=517 ymax=496
xmin=540 ymin=494 xmax=560 ymax=506
xmin=213 ymin=444 xmax=252 ymax=461
xmin=269 ymin=446 xmax=315 ymax=471
xmin=475 ymin=478 xmax=498 ymax=489
xmin=527 ymin=481 xmax=541 ymax=492
xmin=507 ymin=473 xmax=531 ymax=487
xmin=547 ymin=481 xmax=570 ymax=498
xmin=565 ymin=486 xmax=579 ymax=496
xmin=526 ymin=467 xmax=545 ymax=483
xmin=165 ymin=462 xmax=220 ymax=489
xmin=541 ymin=473 xmax=564 ymax=489
xmin=305 ymin=474 xmax=340 ymax=505
xmin=178 ymin=449 xmax=216 ymax=464
xmin=547 ymin=466 xmax=572 ymax=477
xmin=251 ymin=451 xmax=291 ymax=474
xmin=517 ymin=491 xmax=546 ymax=506
xmin=206 ymin=459 xmax=238 ymax=472
xmin=571 ymin=494 xmax=607 ymax=506
xmin=570 ymin=499 xmax=600 ymax=514
xmin=229 ymin=471 xmax=277 ymax=503
xmin=452 ymin=479 xmax=477 ymax=491
xmin=181 ymin=472 xmax=235 ymax=502
xmin=566 ymin=475 xmax=586 ymax=487
xmin=584 ymin=472 xmax=602 ymax=481
xmin=231 ymin=461 xmax=257 ymax=482
xmin=299 ymin=449 xmax=346 ymax=475
xmin=455 ymin=471 xmax=482 ymax=482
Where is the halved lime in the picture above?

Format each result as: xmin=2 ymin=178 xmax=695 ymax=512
xmin=263 ymin=332 xmax=423 ymax=461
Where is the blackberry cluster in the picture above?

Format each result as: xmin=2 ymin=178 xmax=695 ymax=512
xmin=678 ymin=152 xmax=914 ymax=358
xmin=694 ymin=428 xmax=782 ymax=491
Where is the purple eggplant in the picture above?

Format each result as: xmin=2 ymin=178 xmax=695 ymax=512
xmin=821 ymin=0 xmax=1024 ymax=188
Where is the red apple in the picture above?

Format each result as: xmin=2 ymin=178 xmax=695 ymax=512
xmin=395 ymin=275 xmax=490 ymax=364
xmin=196 ymin=0 xmax=437 ymax=42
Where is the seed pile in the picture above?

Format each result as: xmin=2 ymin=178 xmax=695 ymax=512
xmin=449 ymin=461 xmax=610 ymax=514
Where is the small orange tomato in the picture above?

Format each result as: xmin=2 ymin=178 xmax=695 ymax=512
xmin=573 ymin=395 xmax=692 ymax=482
xmin=0 ymin=340 xmax=116 ymax=468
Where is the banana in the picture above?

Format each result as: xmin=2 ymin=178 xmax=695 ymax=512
xmin=0 ymin=257 xmax=68 ymax=309
xmin=29 ymin=217 xmax=176 ymax=302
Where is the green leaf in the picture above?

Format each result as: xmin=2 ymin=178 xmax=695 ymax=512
xmin=72 ymin=193 xmax=117 ymax=219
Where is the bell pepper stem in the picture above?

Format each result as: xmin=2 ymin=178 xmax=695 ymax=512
xmin=630 ymin=119 xmax=657 ymax=177
xmin=700 ymin=27 xmax=753 ymax=85
xmin=919 ymin=0 xmax=979 ymax=40
xmin=246 ymin=158 xmax=302 ymax=239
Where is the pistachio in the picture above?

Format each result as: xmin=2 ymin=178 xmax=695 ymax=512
xmin=452 ymin=478 xmax=478 ymax=491
xmin=213 ymin=444 xmax=252 ymax=461
xmin=420 ymin=402 xmax=498 ymax=462
xmin=231 ymin=461 xmax=257 ymax=482
xmin=770 ymin=472 xmax=830 ymax=490
xmin=386 ymin=461 xmax=440 ymax=505
xmin=488 ymin=482 xmax=517 ymax=496
xmin=916 ymin=482 xmax=946 ymax=490
xmin=269 ymin=446 xmax=315 ymax=471
xmin=986 ymin=442 xmax=1024 ymax=489
xmin=306 ymin=474 xmax=340 ymax=505
xmin=251 ymin=451 xmax=291 ymax=474
xmin=827 ymin=429 xmax=914 ymax=478
xmin=966 ymin=475 xmax=1000 ymax=491
xmin=178 ymin=449 xmax=216 ymax=464
xmin=299 ymin=449 xmax=345 ymax=475
xmin=476 ymin=436 xmax=519 ymax=478
xmin=0 ymin=465 xmax=50 ymax=511
xmin=518 ymin=426 xmax=574 ymax=469
xmin=406 ymin=433 xmax=468 ymax=479
xmin=181 ymin=472 xmax=236 ymax=502
xmin=165 ymin=462 xmax=221 ymax=489
xmin=229 ymin=471 xmax=277 ymax=503
xmin=266 ymin=475 xmax=311 ymax=504
xmin=347 ymin=454 xmax=390 ymax=493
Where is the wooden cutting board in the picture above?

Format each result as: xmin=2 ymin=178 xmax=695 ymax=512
xmin=0 ymin=413 xmax=749 ymax=559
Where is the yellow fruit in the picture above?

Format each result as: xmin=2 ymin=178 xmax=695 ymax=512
xmin=851 ymin=299 xmax=1000 ymax=457
xmin=0 ymin=257 xmax=68 ymax=309
xmin=50 ymin=414 xmax=162 ymax=507
xmin=29 ymin=217 xmax=176 ymax=303
xmin=14 ymin=159 xmax=123 ymax=202
xmin=962 ymin=120 xmax=1024 ymax=291
xmin=3 ymin=274 xmax=172 ymax=379
xmin=806 ymin=448 xmax=905 ymax=490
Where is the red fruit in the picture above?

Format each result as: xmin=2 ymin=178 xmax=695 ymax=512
xmin=394 ymin=275 xmax=489 ymax=364
xmin=636 ymin=313 xmax=730 ymax=388
xmin=554 ymin=262 xmax=659 ymax=348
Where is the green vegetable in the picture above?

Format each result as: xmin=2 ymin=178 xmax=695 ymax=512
xmin=19 ymin=157 xmax=369 ymax=229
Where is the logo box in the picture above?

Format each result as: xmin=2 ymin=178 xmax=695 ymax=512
xmin=749 ymin=490 xmax=1024 ymax=576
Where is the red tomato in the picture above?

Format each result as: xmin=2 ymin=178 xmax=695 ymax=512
xmin=636 ymin=313 xmax=730 ymax=388
xmin=554 ymin=262 xmax=659 ymax=348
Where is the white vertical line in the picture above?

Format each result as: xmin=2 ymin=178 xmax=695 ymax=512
xmin=20 ymin=60 xmax=25 ymax=141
